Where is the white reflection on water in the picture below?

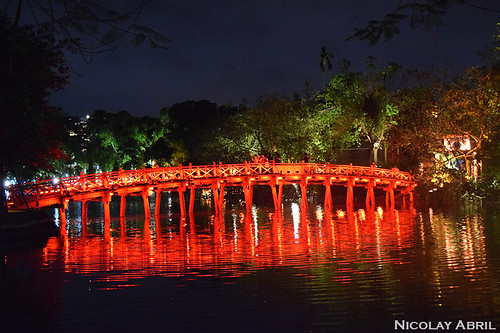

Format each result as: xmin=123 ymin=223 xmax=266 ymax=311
xmin=291 ymin=203 xmax=300 ymax=240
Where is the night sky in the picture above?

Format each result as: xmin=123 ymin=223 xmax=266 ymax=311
xmin=49 ymin=0 xmax=499 ymax=118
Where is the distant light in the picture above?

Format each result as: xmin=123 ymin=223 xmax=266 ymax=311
xmin=86 ymin=114 xmax=90 ymax=119
xmin=53 ymin=178 xmax=60 ymax=185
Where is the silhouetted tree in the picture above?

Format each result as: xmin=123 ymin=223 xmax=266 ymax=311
xmin=348 ymin=0 xmax=499 ymax=46
xmin=0 ymin=2 xmax=168 ymax=212
xmin=163 ymin=100 xmax=219 ymax=164
xmin=319 ymin=46 xmax=333 ymax=86
xmin=0 ymin=12 xmax=68 ymax=212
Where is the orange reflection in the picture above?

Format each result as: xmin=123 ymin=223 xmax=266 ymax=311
xmin=42 ymin=206 xmax=418 ymax=290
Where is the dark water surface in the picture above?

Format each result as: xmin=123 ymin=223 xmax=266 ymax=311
xmin=1 ymin=197 xmax=500 ymax=332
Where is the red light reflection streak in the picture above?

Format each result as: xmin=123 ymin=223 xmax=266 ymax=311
xmin=325 ymin=212 xmax=336 ymax=257
xmin=41 ymin=207 xmax=417 ymax=286
xmin=271 ymin=211 xmax=284 ymax=264
xmin=302 ymin=208 xmax=312 ymax=251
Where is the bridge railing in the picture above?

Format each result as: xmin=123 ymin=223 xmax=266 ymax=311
xmin=6 ymin=162 xmax=415 ymax=205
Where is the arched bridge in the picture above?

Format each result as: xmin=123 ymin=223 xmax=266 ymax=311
xmin=7 ymin=162 xmax=416 ymax=220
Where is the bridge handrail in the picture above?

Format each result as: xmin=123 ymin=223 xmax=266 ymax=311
xmin=6 ymin=162 xmax=415 ymax=203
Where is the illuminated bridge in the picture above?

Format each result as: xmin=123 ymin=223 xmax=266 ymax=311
xmin=7 ymin=162 xmax=416 ymax=221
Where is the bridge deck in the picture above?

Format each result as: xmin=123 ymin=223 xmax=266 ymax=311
xmin=7 ymin=162 xmax=416 ymax=215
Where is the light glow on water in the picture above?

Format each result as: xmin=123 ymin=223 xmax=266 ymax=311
xmin=2 ymin=197 xmax=500 ymax=332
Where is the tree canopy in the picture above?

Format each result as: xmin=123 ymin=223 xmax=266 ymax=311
xmin=348 ymin=0 xmax=500 ymax=46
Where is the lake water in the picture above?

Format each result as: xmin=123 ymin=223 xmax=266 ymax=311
xmin=1 ymin=195 xmax=500 ymax=332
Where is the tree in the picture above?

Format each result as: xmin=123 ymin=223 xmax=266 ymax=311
xmin=319 ymin=46 xmax=333 ymax=86
xmin=348 ymin=0 xmax=500 ymax=46
xmin=163 ymin=100 xmax=219 ymax=164
xmin=388 ymin=79 xmax=445 ymax=173
xmin=0 ymin=12 xmax=68 ymax=212
xmin=0 ymin=2 xmax=168 ymax=212
xmin=74 ymin=110 xmax=171 ymax=172
xmin=315 ymin=60 xmax=401 ymax=165
xmin=436 ymin=67 xmax=500 ymax=176
xmin=3 ymin=0 xmax=169 ymax=60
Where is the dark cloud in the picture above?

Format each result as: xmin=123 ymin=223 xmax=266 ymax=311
xmin=50 ymin=1 xmax=500 ymax=117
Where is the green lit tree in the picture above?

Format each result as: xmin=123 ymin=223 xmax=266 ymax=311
xmin=315 ymin=60 xmax=401 ymax=165
xmin=436 ymin=67 xmax=500 ymax=176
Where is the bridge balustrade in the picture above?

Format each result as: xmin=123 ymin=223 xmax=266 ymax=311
xmin=6 ymin=162 xmax=415 ymax=214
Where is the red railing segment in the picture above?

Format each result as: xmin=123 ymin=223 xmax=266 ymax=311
xmin=6 ymin=162 xmax=415 ymax=209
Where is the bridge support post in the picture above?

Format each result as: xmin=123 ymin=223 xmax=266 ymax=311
xmin=211 ymin=185 xmax=219 ymax=213
xmin=103 ymin=195 xmax=111 ymax=222
xmin=120 ymin=195 xmax=127 ymax=218
xmin=189 ymin=186 xmax=196 ymax=213
xmin=142 ymin=190 xmax=151 ymax=220
xmin=385 ymin=181 xmax=395 ymax=208
xmin=346 ymin=177 xmax=354 ymax=208
xmin=59 ymin=205 xmax=67 ymax=233
xmin=178 ymin=188 xmax=186 ymax=217
xmin=300 ymin=181 xmax=307 ymax=210
xmin=154 ymin=191 xmax=162 ymax=216
xmin=324 ymin=182 xmax=332 ymax=211
xmin=81 ymin=200 xmax=88 ymax=237
xmin=81 ymin=200 xmax=88 ymax=222
xmin=243 ymin=181 xmax=253 ymax=212
xmin=271 ymin=184 xmax=279 ymax=211
xmin=366 ymin=179 xmax=375 ymax=209
xmin=218 ymin=183 xmax=225 ymax=213
xmin=277 ymin=183 xmax=283 ymax=211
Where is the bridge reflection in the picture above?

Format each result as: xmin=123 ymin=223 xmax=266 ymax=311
xmin=42 ymin=206 xmax=418 ymax=288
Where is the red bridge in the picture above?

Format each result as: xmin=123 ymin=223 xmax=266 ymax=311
xmin=7 ymin=162 xmax=416 ymax=221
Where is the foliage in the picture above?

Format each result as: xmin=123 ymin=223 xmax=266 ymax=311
xmin=315 ymin=60 xmax=401 ymax=165
xmin=437 ymin=67 xmax=500 ymax=160
xmin=347 ymin=0 xmax=498 ymax=46
xmin=0 ymin=2 xmax=168 ymax=212
xmin=0 ymin=12 xmax=69 ymax=211
xmin=3 ymin=0 xmax=169 ymax=60
xmin=162 ymin=100 xmax=220 ymax=165
xmin=54 ymin=110 xmax=171 ymax=174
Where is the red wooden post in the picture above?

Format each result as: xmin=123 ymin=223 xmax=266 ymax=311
xmin=142 ymin=189 xmax=151 ymax=220
xmin=80 ymin=172 xmax=86 ymax=191
xmin=120 ymin=195 xmax=126 ymax=218
xmin=324 ymin=181 xmax=332 ymax=211
xmin=103 ymin=195 xmax=111 ymax=222
xmin=271 ymin=183 xmax=279 ymax=211
xmin=189 ymin=186 xmax=196 ymax=213
xmin=59 ymin=206 xmax=67 ymax=235
xmin=385 ymin=181 xmax=395 ymax=208
xmin=212 ymin=184 xmax=220 ymax=214
xmin=155 ymin=190 xmax=162 ymax=216
xmin=178 ymin=188 xmax=186 ymax=217
xmin=82 ymin=200 xmax=88 ymax=222
xmin=243 ymin=181 xmax=253 ymax=211
xmin=346 ymin=177 xmax=354 ymax=208
xmin=277 ymin=182 xmax=283 ymax=210
xmin=300 ymin=180 xmax=307 ymax=210
xmin=366 ymin=179 xmax=375 ymax=209
xmin=219 ymin=183 xmax=225 ymax=212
